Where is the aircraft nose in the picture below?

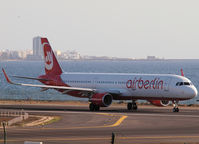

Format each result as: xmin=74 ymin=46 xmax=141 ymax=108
xmin=194 ymin=87 xmax=198 ymax=97
xmin=188 ymin=86 xmax=198 ymax=98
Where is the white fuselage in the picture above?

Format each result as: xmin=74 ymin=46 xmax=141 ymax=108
xmin=61 ymin=72 xmax=198 ymax=100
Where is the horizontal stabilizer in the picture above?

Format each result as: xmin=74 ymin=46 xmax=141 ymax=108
xmin=12 ymin=75 xmax=49 ymax=81
xmin=2 ymin=68 xmax=14 ymax=84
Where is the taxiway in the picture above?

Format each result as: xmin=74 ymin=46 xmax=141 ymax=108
xmin=0 ymin=104 xmax=199 ymax=144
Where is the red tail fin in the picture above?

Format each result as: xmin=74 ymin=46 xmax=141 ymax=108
xmin=180 ymin=68 xmax=184 ymax=77
xmin=41 ymin=38 xmax=62 ymax=75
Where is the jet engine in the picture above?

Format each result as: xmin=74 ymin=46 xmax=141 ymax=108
xmin=149 ymin=100 xmax=170 ymax=107
xmin=90 ymin=93 xmax=113 ymax=107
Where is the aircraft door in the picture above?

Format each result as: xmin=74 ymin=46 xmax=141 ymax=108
xmin=164 ymin=78 xmax=171 ymax=91
xmin=93 ymin=77 xmax=98 ymax=89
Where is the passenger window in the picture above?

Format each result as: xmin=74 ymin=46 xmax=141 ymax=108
xmin=176 ymin=82 xmax=179 ymax=86
xmin=179 ymin=82 xmax=183 ymax=86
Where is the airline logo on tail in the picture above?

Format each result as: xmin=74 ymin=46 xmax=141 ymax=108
xmin=43 ymin=43 xmax=53 ymax=71
xmin=41 ymin=38 xmax=62 ymax=75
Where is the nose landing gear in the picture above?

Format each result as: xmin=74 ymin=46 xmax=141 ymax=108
xmin=127 ymin=100 xmax=137 ymax=111
xmin=173 ymin=101 xmax=179 ymax=112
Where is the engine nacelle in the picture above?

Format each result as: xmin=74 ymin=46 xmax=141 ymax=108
xmin=90 ymin=93 xmax=113 ymax=107
xmin=149 ymin=100 xmax=170 ymax=107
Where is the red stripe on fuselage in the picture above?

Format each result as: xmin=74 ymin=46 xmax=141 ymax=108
xmin=112 ymin=95 xmax=190 ymax=101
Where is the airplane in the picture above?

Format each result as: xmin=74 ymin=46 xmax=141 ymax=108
xmin=2 ymin=37 xmax=198 ymax=112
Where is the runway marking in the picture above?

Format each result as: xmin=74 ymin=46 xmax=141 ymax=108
xmin=27 ymin=109 xmax=199 ymax=119
xmin=7 ymin=110 xmax=199 ymax=131
xmin=125 ymin=113 xmax=199 ymax=118
xmin=8 ymin=112 xmax=128 ymax=130
xmin=119 ymin=135 xmax=199 ymax=140
xmin=1 ymin=135 xmax=199 ymax=142
xmin=97 ymin=113 xmax=128 ymax=127
xmin=41 ymin=113 xmax=127 ymax=129
xmin=112 ymin=115 xmax=128 ymax=127
xmin=0 ymin=137 xmax=110 ymax=142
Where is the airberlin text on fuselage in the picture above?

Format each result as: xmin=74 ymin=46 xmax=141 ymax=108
xmin=126 ymin=77 xmax=164 ymax=90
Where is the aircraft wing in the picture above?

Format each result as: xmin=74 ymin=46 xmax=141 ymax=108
xmin=2 ymin=68 xmax=95 ymax=92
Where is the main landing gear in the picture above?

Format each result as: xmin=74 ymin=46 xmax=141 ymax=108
xmin=127 ymin=100 xmax=137 ymax=111
xmin=89 ymin=103 xmax=100 ymax=111
xmin=173 ymin=100 xmax=179 ymax=112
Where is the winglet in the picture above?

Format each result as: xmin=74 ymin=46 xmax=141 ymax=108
xmin=180 ymin=68 xmax=184 ymax=77
xmin=2 ymin=68 xmax=13 ymax=84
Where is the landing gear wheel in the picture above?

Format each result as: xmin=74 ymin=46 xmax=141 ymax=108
xmin=172 ymin=101 xmax=179 ymax=112
xmin=133 ymin=105 xmax=137 ymax=110
xmin=89 ymin=103 xmax=95 ymax=111
xmin=127 ymin=103 xmax=132 ymax=110
xmin=94 ymin=105 xmax=100 ymax=111
xmin=132 ymin=100 xmax=137 ymax=110
xmin=89 ymin=103 xmax=100 ymax=111
xmin=127 ymin=101 xmax=138 ymax=111
xmin=173 ymin=107 xmax=179 ymax=112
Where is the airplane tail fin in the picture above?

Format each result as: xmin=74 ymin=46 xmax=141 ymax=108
xmin=180 ymin=68 xmax=184 ymax=77
xmin=41 ymin=38 xmax=63 ymax=76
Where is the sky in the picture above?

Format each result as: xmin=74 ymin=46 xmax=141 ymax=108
xmin=0 ymin=0 xmax=199 ymax=59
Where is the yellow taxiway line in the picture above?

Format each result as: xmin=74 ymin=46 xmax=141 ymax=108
xmin=8 ymin=112 xmax=128 ymax=131
xmin=97 ymin=113 xmax=128 ymax=127
xmin=42 ymin=113 xmax=128 ymax=129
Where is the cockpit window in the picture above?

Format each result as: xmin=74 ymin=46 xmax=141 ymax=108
xmin=176 ymin=82 xmax=191 ymax=86
xmin=184 ymin=82 xmax=190 ymax=85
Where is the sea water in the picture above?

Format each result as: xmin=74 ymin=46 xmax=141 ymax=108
xmin=0 ymin=59 xmax=199 ymax=104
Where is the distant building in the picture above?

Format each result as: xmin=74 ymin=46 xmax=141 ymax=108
xmin=0 ymin=50 xmax=9 ymax=60
xmin=58 ymin=50 xmax=80 ymax=60
xmin=67 ymin=51 xmax=80 ymax=59
xmin=32 ymin=36 xmax=43 ymax=60
xmin=18 ymin=50 xmax=32 ymax=59
xmin=54 ymin=50 xmax=62 ymax=58
xmin=147 ymin=56 xmax=156 ymax=60
xmin=9 ymin=51 xmax=20 ymax=59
